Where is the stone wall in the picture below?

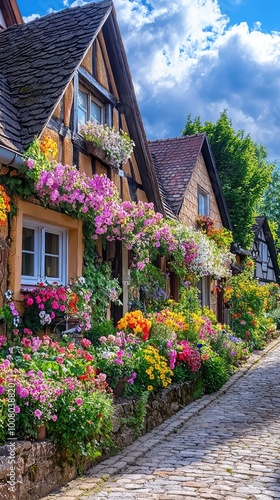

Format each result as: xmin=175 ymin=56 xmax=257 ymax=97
xmin=0 ymin=379 xmax=198 ymax=499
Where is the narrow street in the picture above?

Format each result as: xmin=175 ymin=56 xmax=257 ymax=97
xmin=43 ymin=339 xmax=280 ymax=500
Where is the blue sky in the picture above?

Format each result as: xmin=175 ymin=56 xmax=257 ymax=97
xmin=17 ymin=0 xmax=280 ymax=162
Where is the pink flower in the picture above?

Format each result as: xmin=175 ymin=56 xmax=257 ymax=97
xmin=22 ymin=338 xmax=32 ymax=348
xmin=23 ymin=354 xmax=31 ymax=361
xmin=26 ymin=297 xmax=34 ymax=306
xmin=26 ymin=158 xmax=35 ymax=169
xmin=56 ymin=356 xmax=64 ymax=364
xmin=52 ymin=415 xmax=58 ymax=422
xmin=81 ymin=338 xmax=91 ymax=348
xmin=14 ymin=406 xmax=20 ymax=414
xmin=99 ymin=336 xmax=107 ymax=343
xmin=23 ymin=328 xmax=33 ymax=336
xmin=108 ymin=335 xmax=115 ymax=343
xmin=34 ymin=409 xmax=42 ymax=419
xmin=76 ymin=398 xmax=83 ymax=406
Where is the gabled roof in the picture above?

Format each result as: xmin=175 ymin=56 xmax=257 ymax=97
xmin=0 ymin=1 xmax=164 ymax=213
xmin=0 ymin=0 xmax=112 ymax=152
xmin=252 ymin=215 xmax=266 ymax=238
xmin=149 ymin=133 xmax=232 ymax=230
xmin=252 ymin=215 xmax=280 ymax=282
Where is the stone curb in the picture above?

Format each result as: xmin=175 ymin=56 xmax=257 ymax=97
xmin=43 ymin=336 xmax=280 ymax=499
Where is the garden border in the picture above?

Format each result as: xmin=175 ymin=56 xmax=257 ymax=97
xmin=40 ymin=335 xmax=280 ymax=499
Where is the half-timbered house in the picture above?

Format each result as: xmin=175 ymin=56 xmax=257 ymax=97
xmin=0 ymin=0 xmax=165 ymax=320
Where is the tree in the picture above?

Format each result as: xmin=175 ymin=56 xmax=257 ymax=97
xmin=261 ymin=165 xmax=280 ymax=239
xmin=182 ymin=111 xmax=274 ymax=248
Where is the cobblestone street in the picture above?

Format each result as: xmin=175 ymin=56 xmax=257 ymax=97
xmin=43 ymin=339 xmax=280 ymax=500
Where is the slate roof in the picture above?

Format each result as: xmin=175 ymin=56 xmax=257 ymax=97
xmin=0 ymin=0 xmax=112 ymax=152
xmin=149 ymin=134 xmax=232 ymax=230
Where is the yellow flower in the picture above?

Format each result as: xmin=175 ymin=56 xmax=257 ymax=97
xmin=147 ymin=385 xmax=153 ymax=391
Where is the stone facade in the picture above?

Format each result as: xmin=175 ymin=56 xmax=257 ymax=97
xmin=0 ymin=379 xmax=198 ymax=499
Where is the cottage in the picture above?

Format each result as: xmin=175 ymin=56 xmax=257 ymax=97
xmin=0 ymin=0 xmax=165 ymax=321
xmin=149 ymin=133 xmax=232 ymax=319
xmin=252 ymin=215 xmax=280 ymax=285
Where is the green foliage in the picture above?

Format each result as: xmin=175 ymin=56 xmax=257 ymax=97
xmin=182 ymin=110 xmax=274 ymax=248
xmin=121 ymin=391 xmax=149 ymax=437
xmin=201 ymin=350 xmax=230 ymax=393
xmin=48 ymin=389 xmax=114 ymax=460
xmin=261 ymin=165 xmax=280 ymax=240
xmin=86 ymin=320 xmax=116 ymax=345
xmin=267 ymin=308 xmax=280 ymax=329
xmin=129 ymin=264 xmax=168 ymax=313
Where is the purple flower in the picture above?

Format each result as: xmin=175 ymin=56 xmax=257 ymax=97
xmin=14 ymin=406 xmax=20 ymax=414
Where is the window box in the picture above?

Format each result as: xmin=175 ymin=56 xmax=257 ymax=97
xmin=84 ymin=140 xmax=117 ymax=168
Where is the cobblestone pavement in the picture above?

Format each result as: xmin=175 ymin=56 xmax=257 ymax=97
xmin=43 ymin=339 xmax=280 ymax=500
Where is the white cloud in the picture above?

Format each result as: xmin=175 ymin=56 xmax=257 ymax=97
xmin=23 ymin=0 xmax=280 ymax=161
xmin=22 ymin=13 xmax=40 ymax=22
xmin=109 ymin=0 xmax=280 ymax=161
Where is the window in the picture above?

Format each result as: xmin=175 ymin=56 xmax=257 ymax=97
xmin=198 ymin=187 xmax=209 ymax=216
xmin=260 ymin=242 xmax=268 ymax=272
xmin=78 ymin=87 xmax=104 ymax=126
xmin=21 ymin=219 xmax=67 ymax=285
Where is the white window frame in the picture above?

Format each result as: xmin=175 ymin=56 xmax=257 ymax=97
xmin=78 ymin=86 xmax=105 ymax=126
xmin=21 ymin=219 xmax=68 ymax=286
xmin=198 ymin=187 xmax=210 ymax=216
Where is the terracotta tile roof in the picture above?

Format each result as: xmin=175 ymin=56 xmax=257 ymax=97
xmin=149 ymin=134 xmax=205 ymax=215
xmin=0 ymin=0 xmax=112 ymax=152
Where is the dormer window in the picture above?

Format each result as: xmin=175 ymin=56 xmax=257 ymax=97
xmin=78 ymin=88 xmax=104 ymax=125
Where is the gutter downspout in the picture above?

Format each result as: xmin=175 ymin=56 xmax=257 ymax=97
xmin=0 ymin=145 xmax=23 ymax=169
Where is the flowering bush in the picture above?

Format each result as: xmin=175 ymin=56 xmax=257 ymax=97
xmin=116 ymin=310 xmax=152 ymax=341
xmin=196 ymin=215 xmax=233 ymax=251
xmin=151 ymin=309 xmax=189 ymax=333
xmin=95 ymin=332 xmax=138 ymax=390
xmin=0 ymin=290 xmax=21 ymax=334
xmin=22 ymin=278 xmax=92 ymax=335
xmin=131 ymin=344 xmax=173 ymax=393
xmin=0 ymin=185 xmax=10 ymax=226
xmin=79 ymin=121 xmax=135 ymax=168
xmin=224 ymin=271 xmax=272 ymax=348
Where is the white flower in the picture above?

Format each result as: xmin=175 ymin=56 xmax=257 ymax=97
xmin=5 ymin=290 xmax=13 ymax=301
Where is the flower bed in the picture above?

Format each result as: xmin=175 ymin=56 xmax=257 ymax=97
xmin=0 ymin=377 xmax=198 ymax=500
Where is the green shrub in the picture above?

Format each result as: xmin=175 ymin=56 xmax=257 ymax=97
xmin=201 ymin=352 xmax=229 ymax=393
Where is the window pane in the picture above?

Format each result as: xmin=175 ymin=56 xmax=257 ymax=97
xmin=90 ymin=100 xmax=102 ymax=123
xmin=198 ymin=193 xmax=205 ymax=215
xmin=78 ymin=89 xmax=87 ymax=110
xmin=22 ymin=253 xmax=34 ymax=276
xmin=78 ymin=108 xmax=87 ymax=125
xmin=45 ymin=256 xmax=59 ymax=278
xmin=45 ymin=232 xmax=59 ymax=255
xmin=22 ymin=227 xmax=34 ymax=251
